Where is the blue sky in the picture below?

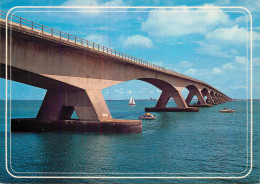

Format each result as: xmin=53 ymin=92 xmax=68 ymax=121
xmin=0 ymin=0 xmax=259 ymax=100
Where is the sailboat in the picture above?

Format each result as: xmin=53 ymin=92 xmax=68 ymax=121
xmin=129 ymin=96 xmax=136 ymax=106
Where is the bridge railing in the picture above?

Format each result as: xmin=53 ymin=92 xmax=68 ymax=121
xmin=0 ymin=10 xmax=222 ymax=94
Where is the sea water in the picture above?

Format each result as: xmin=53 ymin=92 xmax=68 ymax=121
xmin=0 ymin=100 xmax=259 ymax=183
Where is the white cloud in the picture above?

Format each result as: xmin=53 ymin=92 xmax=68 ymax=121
xmin=128 ymin=90 xmax=132 ymax=94
xmin=195 ymin=25 xmax=260 ymax=58
xmin=177 ymin=61 xmax=193 ymax=68
xmin=212 ymin=62 xmax=235 ymax=74
xmin=103 ymin=0 xmax=124 ymax=6
xmin=230 ymin=49 xmax=238 ymax=55
xmin=63 ymin=0 xmax=124 ymax=6
xmin=62 ymin=0 xmax=126 ymax=18
xmin=85 ymin=26 xmax=117 ymax=31
xmin=114 ymin=89 xmax=123 ymax=94
xmin=141 ymin=5 xmax=230 ymax=37
xmin=203 ymin=26 xmax=260 ymax=50
xmin=212 ymin=67 xmax=223 ymax=74
xmin=123 ymin=35 xmax=153 ymax=48
xmin=222 ymin=62 xmax=235 ymax=70
xmin=184 ymin=68 xmax=198 ymax=75
xmin=234 ymin=56 xmax=247 ymax=65
xmin=232 ymin=0 xmax=260 ymax=13
xmin=153 ymin=61 xmax=166 ymax=67
xmin=63 ymin=0 xmax=98 ymax=6
xmin=195 ymin=26 xmax=260 ymax=58
xmin=184 ymin=61 xmax=235 ymax=78
xmin=86 ymin=34 xmax=109 ymax=46
xmin=233 ymin=56 xmax=260 ymax=67
xmin=254 ymin=57 xmax=260 ymax=66
xmin=230 ymin=85 xmax=248 ymax=90
xmin=140 ymin=5 xmax=258 ymax=58
xmin=235 ymin=16 xmax=247 ymax=25
xmin=205 ymin=26 xmax=248 ymax=45
xmin=195 ymin=41 xmax=231 ymax=58
xmin=235 ymin=56 xmax=260 ymax=67
xmin=253 ymin=85 xmax=260 ymax=90
xmin=214 ymin=0 xmax=230 ymax=5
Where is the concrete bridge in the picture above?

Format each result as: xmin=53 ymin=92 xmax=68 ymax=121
xmin=0 ymin=11 xmax=231 ymax=133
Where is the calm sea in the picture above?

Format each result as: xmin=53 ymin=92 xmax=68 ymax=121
xmin=0 ymin=100 xmax=259 ymax=183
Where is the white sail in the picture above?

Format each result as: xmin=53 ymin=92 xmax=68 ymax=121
xmin=129 ymin=96 xmax=136 ymax=105
xmin=129 ymin=96 xmax=133 ymax=104
xmin=132 ymin=99 xmax=135 ymax=105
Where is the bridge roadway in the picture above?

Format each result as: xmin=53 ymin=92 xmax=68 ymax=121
xmin=0 ymin=11 xmax=232 ymax=133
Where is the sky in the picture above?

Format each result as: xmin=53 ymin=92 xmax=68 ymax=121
xmin=0 ymin=0 xmax=259 ymax=100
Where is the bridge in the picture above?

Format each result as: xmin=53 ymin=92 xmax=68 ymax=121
xmin=0 ymin=10 xmax=232 ymax=133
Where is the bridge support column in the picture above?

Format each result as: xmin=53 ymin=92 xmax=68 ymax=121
xmin=185 ymin=90 xmax=210 ymax=107
xmin=205 ymin=94 xmax=214 ymax=105
xmin=222 ymin=97 xmax=225 ymax=103
xmin=215 ymin=97 xmax=220 ymax=104
xmin=216 ymin=96 xmax=221 ymax=104
xmin=36 ymin=89 xmax=111 ymax=122
xmin=219 ymin=97 xmax=223 ymax=103
xmin=156 ymin=90 xmax=188 ymax=109
xmin=211 ymin=94 xmax=219 ymax=104
xmin=218 ymin=97 xmax=222 ymax=103
xmin=13 ymin=89 xmax=142 ymax=133
xmin=146 ymin=90 xmax=198 ymax=112
xmin=85 ymin=90 xmax=112 ymax=121
xmin=185 ymin=91 xmax=195 ymax=106
xmin=201 ymin=90 xmax=214 ymax=105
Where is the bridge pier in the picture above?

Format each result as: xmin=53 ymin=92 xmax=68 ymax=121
xmin=201 ymin=89 xmax=214 ymax=106
xmin=36 ymin=89 xmax=112 ymax=122
xmin=216 ymin=95 xmax=221 ymax=104
xmin=211 ymin=93 xmax=219 ymax=105
xmin=185 ymin=89 xmax=212 ymax=107
xmin=12 ymin=89 xmax=142 ymax=133
xmin=206 ymin=95 xmax=215 ymax=105
xmin=156 ymin=90 xmax=188 ymax=108
xmin=145 ymin=90 xmax=198 ymax=112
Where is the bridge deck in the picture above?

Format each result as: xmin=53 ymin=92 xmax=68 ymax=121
xmin=0 ymin=10 xmax=225 ymax=96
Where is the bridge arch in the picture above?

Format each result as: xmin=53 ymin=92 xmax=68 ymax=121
xmin=183 ymin=85 xmax=206 ymax=106
xmin=201 ymin=88 xmax=208 ymax=100
xmin=201 ymin=88 xmax=214 ymax=105
xmin=219 ymin=94 xmax=224 ymax=103
xmin=137 ymin=78 xmax=188 ymax=108
xmin=215 ymin=93 xmax=221 ymax=103
xmin=209 ymin=91 xmax=217 ymax=104
xmin=113 ymin=77 xmax=218 ymax=110
xmin=138 ymin=78 xmax=177 ymax=91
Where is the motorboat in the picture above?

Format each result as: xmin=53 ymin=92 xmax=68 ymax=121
xmin=129 ymin=96 xmax=136 ymax=106
xmin=219 ymin=108 xmax=235 ymax=113
xmin=139 ymin=113 xmax=156 ymax=120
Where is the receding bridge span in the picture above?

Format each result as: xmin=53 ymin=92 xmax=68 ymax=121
xmin=0 ymin=11 xmax=232 ymax=133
